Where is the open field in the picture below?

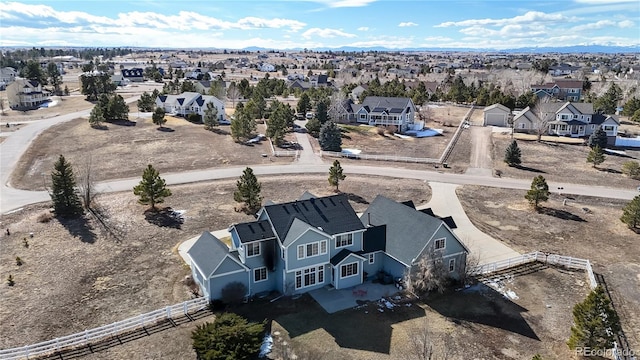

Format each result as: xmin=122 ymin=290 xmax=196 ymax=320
xmin=0 ymin=175 xmax=431 ymax=349
xmin=457 ymin=185 xmax=640 ymax=352
xmin=10 ymin=116 xmax=287 ymax=190
xmin=492 ymin=132 xmax=640 ymax=188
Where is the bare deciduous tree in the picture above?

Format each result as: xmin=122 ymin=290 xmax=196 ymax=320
xmin=328 ymin=91 xmax=347 ymax=123
xmin=418 ymin=102 xmax=434 ymax=123
xmin=404 ymin=249 xmax=448 ymax=297
xmin=76 ymin=154 xmax=97 ymax=210
xmin=532 ymin=96 xmax=554 ymax=141
xmin=407 ymin=319 xmax=451 ymax=360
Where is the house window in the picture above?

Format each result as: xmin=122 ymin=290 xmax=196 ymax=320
xmin=297 ymin=240 xmax=327 ymax=259
xmin=449 ymin=259 xmax=456 ymax=272
xmin=336 ymin=233 xmax=353 ymax=248
xmin=573 ymin=114 xmax=578 ymax=119
xmin=254 ymin=267 xmax=267 ymax=282
xmin=341 ymin=262 xmax=358 ymax=278
xmin=435 ymin=238 xmax=445 ymax=250
xmin=519 ymin=123 xmax=526 ymax=129
xmin=368 ymin=253 xmax=375 ymax=264
xmin=591 ymin=125 xmax=596 ymax=130
xmin=560 ymin=114 xmax=569 ymax=120
xmin=247 ymin=243 xmax=260 ymax=257
xmin=603 ymin=125 xmax=614 ymax=132
xmin=295 ymin=266 xmax=324 ymax=289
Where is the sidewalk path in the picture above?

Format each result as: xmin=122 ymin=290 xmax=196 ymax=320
xmin=293 ymin=120 xmax=324 ymax=165
xmin=426 ymin=182 xmax=520 ymax=265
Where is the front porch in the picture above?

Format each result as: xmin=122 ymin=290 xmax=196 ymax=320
xmin=308 ymin=280 xmax=400 ymax=313
xmin=548 ymin=121 xmax=586 ymax=137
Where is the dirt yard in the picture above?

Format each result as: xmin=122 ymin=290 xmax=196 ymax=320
xmin=457 ymin=185 xmax=640 ymax=352
xmin=0 ymin=95 xmax=95 ymax=123
xmin=10 ymin=116 xmax=287 ymax=190
xmin=492 ymin=133 xmax=640 ymax=189
xmin=0 ymin=175 xmax=431 ymax=349
xmin=67 ymin=264 xmax=589 ymax=360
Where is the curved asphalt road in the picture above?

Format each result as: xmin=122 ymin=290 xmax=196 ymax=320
xmin=1 ymin=98 xmax=637 ymax=214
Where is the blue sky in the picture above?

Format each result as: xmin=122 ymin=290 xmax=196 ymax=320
xmin=1 ymin=0 xmax=638 ymax=49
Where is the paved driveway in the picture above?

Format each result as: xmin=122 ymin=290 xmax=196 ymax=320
xmin=425 ymin=182 xmax=521 ymax=265
xmin=466 ymin=125 xmax=494 ymax=177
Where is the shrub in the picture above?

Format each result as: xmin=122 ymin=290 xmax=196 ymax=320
xmin=376 ymin=126 xmax=385 ymax=136
xmin=621 ymin=161 xmax=640 ymax=180
xmin=186 ymin=113 xmax=202 ymax=123
xmin=209 ymin=299 xmax=226 ymax=311
xmin=385 ymin=125 xmax=398 ymax=135
xmin=220 ymin=281 xmax=248 ymax=304
xmin=7 ymin=275 xmax=14 ymax=286
xmin=22 ymin=238 xmax=29 ymax=248
xmin=37 ymin=212 xmax=53 ymax=223
xmin=15 ymin=257 xmax=23 ymax=266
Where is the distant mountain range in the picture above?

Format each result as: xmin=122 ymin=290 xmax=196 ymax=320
xmin=243 ymin=44 xmax=639 ymax=54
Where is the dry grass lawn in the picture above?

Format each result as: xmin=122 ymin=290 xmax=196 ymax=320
xmin=10 ymin=117 xmax=287 ymax=190
xmin=457 ymin=185 xmax=640 ymax=352
xmin=492 ymin=133 xmax=640 ymax=188
xmin=0 ymin=175 xmax=431 ymax=350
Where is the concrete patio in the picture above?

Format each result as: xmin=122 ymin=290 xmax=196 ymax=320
xmin=309 ymin=281 xmax=400 ymax=314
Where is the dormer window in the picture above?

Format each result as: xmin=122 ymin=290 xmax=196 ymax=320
xmin=247 ymin=242 xmax=260 ymax=257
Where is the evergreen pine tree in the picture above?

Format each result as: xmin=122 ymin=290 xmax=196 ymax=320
xmin=152 ymin=107 xmax=166 ymax=128
xmin=316 ymin=100 xmax=329 ymax=124
xmin=50 ymin=155 xmax=83 ymax=218
xmin=297 ymin=92 xmax=311 ymax=115
xmin=319 ymin=121 xmax=342 ymax=152
xmin=233 ymin=167 xmax=262 ymax=214
xmin=191 ymin=313 xmax=264 ymax=360
xmin=504 ymin=140 xmax=522 ymax=167
xmin=88 ymin=105 xmax=105 ymax=128
xmin=266 ymin=101 xmax=289 ymax=145
xmin=587 ymin=145 xmax=606 ymax=168
xmin=305 ymin=118 xmax=321 ymax=137
xmin=620 ymin=195 xmax=640 ymax=229
xmin=588 ymin=126 xmax=608 ymax=149
xmin=524 ymin=175 xmax=549 ymax=211
xmin=328 ymin=160 xmax=346 ymax=192
xmin=203 ymin=102 xmax=219 ymax=130
xmin=567 ymin=286 xmax=621 ymax=351
xmin=133 ymin=164 xmax=172 ymax=211
xmin=230 ymin=107 xmax=256 ymax=142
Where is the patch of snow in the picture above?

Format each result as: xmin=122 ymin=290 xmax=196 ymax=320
xmin=393 ymin=133 xmax=411 ymax=139
xmin=341 ymin=148 xmax=362 ymax=155
xmin=259 ymin=334 xmax=273 ymax=358
xmin=405 ymin=129 xmax=444 ymax=138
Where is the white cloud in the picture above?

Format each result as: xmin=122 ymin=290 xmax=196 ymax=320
xmin=573 ymin=0 xmax=637 ymax=3
xmin=357 ymin=27 xmax=369 ymax=31
xmin=1 ymin=2 xmax=307 ymax=32
xmin=310 ymin=0 xmax=377 ymax=7
xmin=618 ymin=20 xmax=635 ymax=28
xmin=436 ymin=11 xmax=571 ymax=28
xmin=398 ymin=22 xmax=418 ymax=27
xmin=301 ymin=28 xmax=356 ymax=39
xmin=422 ymin=36 xmax=453 ymax=42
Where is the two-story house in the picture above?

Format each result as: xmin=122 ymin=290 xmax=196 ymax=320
xmin=0 ymin=67 xmax=17 ymax=87
xmin=155 ymin=92 xmax=225 ymax=121
xmin=6 ymin=78 xmax=49 ymax=109
xmin=122 ymin=68 xmax=144 ymax=82
xmin=512 ymin=101 xmax=618 ymax=143
xmin=531 ymin=79 xmax=583 ymax=102
xmin=336 ymin=96 xmax=417 ymax=133
xmin=187 ymin=193 xmax=468 ymax=302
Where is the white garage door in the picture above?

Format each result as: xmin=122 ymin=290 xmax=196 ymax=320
xmin=485 ymin=113 xmax=506 ymax=127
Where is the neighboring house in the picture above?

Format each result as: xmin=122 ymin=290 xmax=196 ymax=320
xmin=289 ymin=79 xmax=311 ymax=91
xmin=350 ymin=84 xmax=368 ymax=101
xmin=512 ymin=101 xmax=618 ymax=142
xmin=309 ymin=74 xmax=329 ymax=87
xmin=155 ymin=92 xmax=225 ymax=121
xmin=259 ymin=63 xmax=275 ymax=72
xmin=122 ymin=68 xmax=144 ymax=82
xmin=548 ymin=64 xmax=582 ymax=77
xmin=351 ymin=96 xmax=417 ymax=133
xmin=531 ymin=79 xmax=582 ymax=102
xmin=194 ymin=80 xmax=211 ymax=94
xmin=110 ymin=74 xmax=127 ymax=86
xmin=6 ymin=78 xmax=49 ymax=109
xmin=483 ymin=103 xmax=511 ymax=127
xmin=0 ymin=67 xmax=17 ymax=85
xmin=187 ymin=193 xmax=468 ymax=302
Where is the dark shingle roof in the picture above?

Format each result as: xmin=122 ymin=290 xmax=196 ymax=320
xmin=362 ymin=225 xmax=386 ymax=253
xmin=233 ymin=220 xmax=275 ymax=243
xmin=360 ymin=195 xmax=447 ymax=266
xmin=330 ymin=248 xmax=353 ymax=265
xmin=264 ymin=194 xmax=365 ymax=242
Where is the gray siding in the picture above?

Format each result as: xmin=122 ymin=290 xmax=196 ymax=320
xmin=381 ymin=254 xmax=408 ymax=279
xmin=191 ymin=260 xmax=209 ymax=297
xmin=209 ymin=271 xmax=249 ymax=300
xmin=284 ymin=264 xmax=329 ymax=295
xmin=425 ymin=225 xmax=467 ymax=258
xmin=286 ymin=230 xmax=331 ymax=270
xmin=329 ymin=231 xmax=363 ymax=257
xmin=250 ymin=267 xmax=277 ymax=295
xmin=362 ymin=252 xmax=383 ymax=280
xmin=213 ymin=257 xmax=244 ymax=276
